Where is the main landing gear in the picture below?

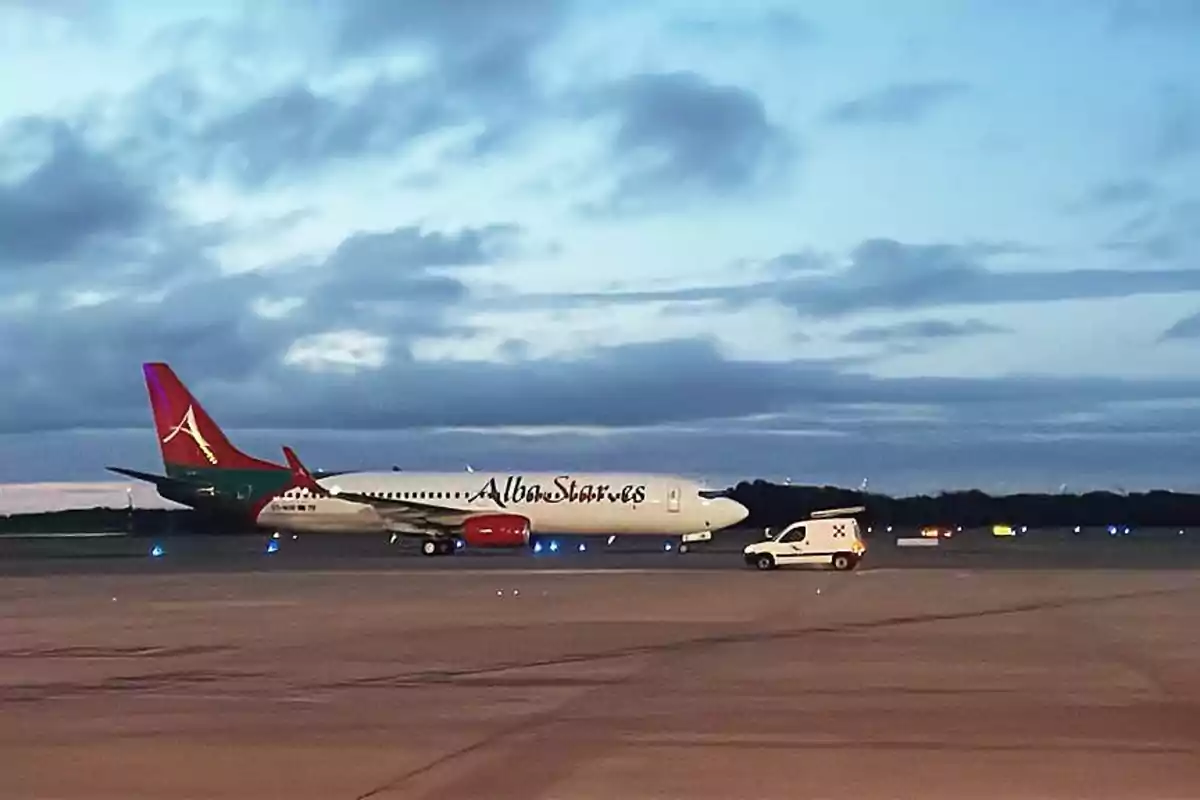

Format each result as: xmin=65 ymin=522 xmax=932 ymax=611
xmin=421 ymin=538 xmax=456 ymax=556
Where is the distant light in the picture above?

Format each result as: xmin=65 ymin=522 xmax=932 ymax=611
xmin=266 ymin=540 xmax=279 ymax=554
xmin=606 ymin=535 xmax=617 ymax=545
xmin=534 ymin=542 xmax=543 ymax=553
xmin=1074 ymin=526 xmax=1081 ymax=533
xmin=455 ymin=539 xmax=464 ymax=549
xmin=578 ymin=543 xmax=586 ymax=552
xmin=664 ymin=542 xmax=673 ymax=551
xmin=150 ymin=544 xmax=164 ymax=558
xmin=549 ymin=540 xmax=559 ymax=552
xmin=272 ymin=532 xmax=280 ymax=539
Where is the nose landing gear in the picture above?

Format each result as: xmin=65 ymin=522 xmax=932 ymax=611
xmin=677 ymin=530 xmax=713 ymax=554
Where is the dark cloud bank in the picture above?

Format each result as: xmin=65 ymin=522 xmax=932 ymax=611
xmin=4 ymin=1 xmax=1200 ymax=492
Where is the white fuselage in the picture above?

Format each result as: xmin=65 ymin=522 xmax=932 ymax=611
xmin=256 ymin=470 xmax=749 ymax=537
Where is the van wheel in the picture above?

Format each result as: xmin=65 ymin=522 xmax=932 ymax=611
xmin=832 ymin=553 xmax=855 ymax=571
xmin=422 ymin=540 xmax=439 ymax=556
xmin=755 ymin=554 xmax=775 ymax=571
xmin=678 ymin=543 xmax=689 ymax=554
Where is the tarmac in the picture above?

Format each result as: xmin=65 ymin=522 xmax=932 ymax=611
xmin=1 ymin=529 xmax=1198 ymax=798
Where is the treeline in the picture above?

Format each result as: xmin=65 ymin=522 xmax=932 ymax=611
xmin=4 ymin=480 xmax=1200 ymax=534
xmin=726 ymin=480 xmax=1200 ymax=529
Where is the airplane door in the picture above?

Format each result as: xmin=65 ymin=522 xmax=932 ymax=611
xmin=237 ymin=485 xmax=252 ymax=501
xmin=667 ymin=486 xmax=680 ymax=512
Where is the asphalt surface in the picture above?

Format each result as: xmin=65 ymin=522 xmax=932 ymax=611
xmin=2 ymin=527 xmax=1199 ymax=798
xmin=2 ymin=526 xmax=1199 ymax=574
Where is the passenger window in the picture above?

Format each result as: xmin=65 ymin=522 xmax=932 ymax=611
xmin=780 ymin=526 xmax=806 ymax=543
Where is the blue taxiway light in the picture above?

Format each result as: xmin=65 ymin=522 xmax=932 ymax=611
xmin=266 ymin=540 xmax=279 ymax=554
xmin=150 ymin=544 xmax=164 ymax=557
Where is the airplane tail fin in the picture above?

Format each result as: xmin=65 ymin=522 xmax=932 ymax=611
xmin=282 ymin=446 xmax=328 ymax=495
xmin=142 ymin=362 xmax=284 ymax=474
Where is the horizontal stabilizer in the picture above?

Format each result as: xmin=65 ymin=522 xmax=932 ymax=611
xmin=106 ymin=466 xmax=208 ymax=492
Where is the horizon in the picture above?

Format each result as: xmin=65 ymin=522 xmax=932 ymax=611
xmin=2 ymin=2 xmax=1199 ymax=491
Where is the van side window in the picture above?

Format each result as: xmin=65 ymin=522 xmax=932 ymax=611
xmin=780 ymin=526 xmax=806 ymax=543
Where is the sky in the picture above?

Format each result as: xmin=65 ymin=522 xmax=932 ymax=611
xmin=2 ymin=0 xmax=1200 ymax=507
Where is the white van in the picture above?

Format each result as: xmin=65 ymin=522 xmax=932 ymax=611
xmin=743 ymin=506 xmax=867 ymax=571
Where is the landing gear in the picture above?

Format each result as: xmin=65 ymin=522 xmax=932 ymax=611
xmin=678 ymin=531 xmax=711 ymax=554
xmin=421 ymin=538 xmax=455 ymax=556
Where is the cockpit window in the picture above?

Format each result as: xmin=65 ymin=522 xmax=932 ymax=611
xmin=698 ymin=489 xmax=730 ymax=500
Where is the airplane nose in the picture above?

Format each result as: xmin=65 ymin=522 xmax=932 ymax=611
xmin=718 ymin=497 xmax=750 ymax=526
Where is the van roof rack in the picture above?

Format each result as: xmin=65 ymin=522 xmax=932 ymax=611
xmin=809 ymin=506 xmax=866 ymax=519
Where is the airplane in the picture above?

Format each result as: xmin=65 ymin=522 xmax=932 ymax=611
xmin=108 ymin=363 xmax=751 ymax=555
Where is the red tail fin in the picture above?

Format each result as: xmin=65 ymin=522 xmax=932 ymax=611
xmin=282 ymin=446 xmax=328 ymax=495
xmin=142 ymin=362 xmax=283 ymax=472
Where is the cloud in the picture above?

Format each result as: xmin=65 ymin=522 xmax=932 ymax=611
xmin=671 ymin=7 xmax=817 ymax=45
xmin=1108 ymin=0 xmax=1200 ymax=33
xmin=826 ymin=81 xmax=969 ymax=126
xmin=194 ymin=79 xmax=460 ymax=187
xmin=841 ymin=318 xmax=1010 ymax=344
xmin=105 ymin=1 xmax=575 ymax=187
xmin=762 ymin=249 xmax=831 ymax=274
xmin=9 ymin=334 xmax=1200 ymax=439
xmin=11 ymin=333 xmax=1200 ymax=496
xmin=1105 ymin=197 xmax=1200 ymax=263
xmin=0 ymin=117 xmax=160 ymax=269
xmin=510 ymin=237 xmax=1200 ymax=317
xmin=577 ymin=71 xmax=795 ymax=213
xmin=1159 ymin=309 xmax=1200 ymax=340
xmin=0 ymin=0 xmax=106 ymax=22
xmin=0 ymin=216 xmax=524 ymax=433
xmin=1070 ymin=178 xmax=1159 ymax=212
xmin=302 ymin=223 xmax=521 ymax=324
xmin=1150 ymin=85 xmax=1200 ymax=164
xmin=334 ymin=0 xmax=567 ymax=98
xmin=331 ymin=0 xmax=569 ymax=158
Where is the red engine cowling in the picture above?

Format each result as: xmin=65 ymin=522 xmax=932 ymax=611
xmin=460 ymin=514 xmax=531 ymax=549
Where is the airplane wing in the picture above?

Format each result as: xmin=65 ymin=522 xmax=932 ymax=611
xmin=281 ymin=446 xmax=481 ymax=536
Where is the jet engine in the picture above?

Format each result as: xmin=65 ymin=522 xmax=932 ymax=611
xmin=460 ymin=514 xmax=531 ymax=548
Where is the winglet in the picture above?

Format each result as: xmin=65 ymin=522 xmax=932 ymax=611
xmin=282 ymin=446 xmax=328 ymax=496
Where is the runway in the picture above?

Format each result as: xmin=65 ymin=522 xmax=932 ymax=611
xmin=1 ymin=526 xmax=1199 ymax=575
xmin=2 ymin=530 xmax=1199 ymax=798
